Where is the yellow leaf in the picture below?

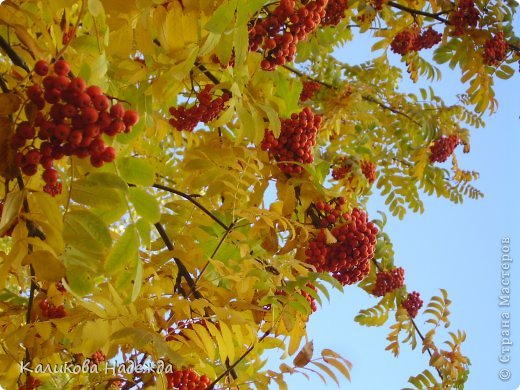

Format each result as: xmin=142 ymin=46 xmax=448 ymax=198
xmin=23 ymin=250 xmax=65 ymax=282
xmin=0 ymin=117 xmax=17 ymax=180
xmin=0 ymin=94 xmax=21 ymax=115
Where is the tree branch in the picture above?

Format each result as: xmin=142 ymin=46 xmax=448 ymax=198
xmin=282 ymin=64 xmax=423 ymax=127
xmin=207 ymin=330 xmax=271 ymax=390
xmin=153 ymin=183 xmax=230 ymax=230
xmin=0 ymin=35 xmax=30 ymax=72
xmin=154 ymin=222 xmax=202 ymax=299
xmin=387 ymin=1 xmax=449 ymax=23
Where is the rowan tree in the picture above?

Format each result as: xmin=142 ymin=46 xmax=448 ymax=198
xmin=0 ymin=0 xmax=518 ymax=389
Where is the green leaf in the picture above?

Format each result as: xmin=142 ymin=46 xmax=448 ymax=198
xmin=66 ymin=264 xmax=95 ymax=295
xmin=128 ymin=187 xmax=161 ymax=223
xmin=88 ymin=0 xmax=104 ymax=16
xmin=70 ymin=179 xmax=123 ymax=209
xmin=105 ymin=225 xmax=140 ymax=274
xmin=63 ymin=210 xmax=112 ymax=254
xmin=88 ymin=172 xmax=129 ymax=193
xmin=204 ymin=0 xmax=237 ymax=34
xmin=118 ymin=158 xmax=155 ymax=186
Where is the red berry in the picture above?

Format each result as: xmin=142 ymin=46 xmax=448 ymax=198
xmin=54 ymin=124 xmax=71 ymax=141
xmin=40 ymin=156 xmax=53 ymax=169
xmin=81 ymin=107 xmax=99 ymax=124
xmin=22 ymin=164 xmax=38 ymax=176
xmin=42 ymin=168 xmax=59 ymax=185
xmin=26 ymin=84 xmax=42 ymax=101
xmin=93 ymin=94 xmax=110 ymax=111
xmin=101 ymin=146 xmax=116 ymax=163
xmin=44 ymin=88 xmax=61 ymax=104
xmin=68 ymin=130 xmax=83 ymax=147
xmin=74 ymin=93 xmax=91 ymax=108
xmin=16 ymin=122 xmax=36 ymax=139
xmin=42 ymin=76 xmax=56 ymax=90
xmin=89 ymin=139 xmax=105 ymax=155
xmin=25 ymin=149 xmax=41 ymax=165
xmin=110 ymin=103 xmax=125 ymax=119
xmin=86 ymin=85 xmax=103 ymax=97
xmin=90 ymin=154 xmax=104 ymax=168
xmin=69 ymin=77 xmax=87 ymax=92
xmin=54 ymin=75 xmax=71 ymax=91
xmin=34 ymin=60 xmax=49 ymax=76
xmin=123 ymin=110 xmax=139 ymax=127
xmin=54 ymin=60 xmax=70 ymax=76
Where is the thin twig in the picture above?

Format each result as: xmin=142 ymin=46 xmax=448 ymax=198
xmin=207 ymin=330 xmax=271 ymax=390
xmin=154 ymin=222 xmax=202 ymax=299
xmin=0 ymin=36 xmax=30 ymax=71
xmin=153 ymin=183 xmax=229 ymax=230
xmin=387 ymin=1 xmax=449 ymax=23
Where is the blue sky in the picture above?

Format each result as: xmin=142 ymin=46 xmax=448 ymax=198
xmin=278 ymin=16 xmax=520 ymax=390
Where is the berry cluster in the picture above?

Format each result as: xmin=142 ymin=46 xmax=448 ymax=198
xmin=331 ymin=165 xmax=351 ymax=180
xmin=429 ymin=135 xmax=459 ymax=163
xmin=320 ymin=0 xmax=349 ymax=26
xmin=390 ymin=27 xmax=442 ymax=55
xmin=169 ymin=85 xmax=230 ymax=132
xmin=0 ymin=201 xmax=15 ymax=237
xmin=11 ymin=60 xmax=138 ymax=196
xmin=18 ymin=376 xmax=41 ymax=390
xmin=248 ymin=0 xmax=328 ymax=71
xmin=360 ymin=160 xmax=377 ymax=184
xmin=39 ymin=298 xmax=67 ymax=319
xmin=305 ymin=207 xmax=378 ymax=285
xmin=261 ymin=107 xmax=321 ymax=174
xmin=166 ymin=368 xmax=211 ymax=390
xmin=300 ymin=80 xmax=322 ymax=102
xmin=372 ymin=267 xmax=405 ymax=296
xmin=402 ymin=291 xmax=423 ymax=318
xmin=300 ymin=283 xmax=318 ymax=312
xmin=449 ymin=0 xmax=480 ymax=36
xmin=483 ymin=31 xmax=507 ymax=66
xmin=89 ymin=350 xmax=106 ymax=366
xmin=313 ymin=197 xmax=346 ymax=228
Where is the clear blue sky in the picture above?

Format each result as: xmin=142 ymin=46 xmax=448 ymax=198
xmin=275 ymin=16 xmax=520 ymax=390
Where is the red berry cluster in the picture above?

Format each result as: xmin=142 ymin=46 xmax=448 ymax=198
xmin=89 ymin=350 xmax=107 ymax=366
xmin=0 ymin=201 xmax=15 ymax=237
xmin=300 ymin=80 xmax=322 ymax=102
xmin=402 ymin=291 xmax=423 ymax=318
xmin=18 ymin=376 xmax=41 ymax=390
xmin=313 ymin=197 xmax=346 ymax=228
xmin=166 ymin=368 xmax=211 ymax=390
xmin=390 ymin=27 xmax=442 ymax=55
xmin=483 ymin=31 xmax=507 ymax=66
xmin=360 ymin=160 xmax=377 ymax=184
xmin=248 ymin=0 xmax=328 ymax=71
xmin=39 ymin=298 xmax=67 ymax=319
xmin=169 ymin=85 xmax=230 ymax=132
xmin=300 ymin=283 xmax=318 ymax=312
xmin=429 ymin=135 xmax=459 ymax=163
xmin=449 ymin=0 xmax=480 ymax=36
xmin=305 ymin=207 xmax=378 ymax=285
xmin=372 ymin=267 xmax=405 ymax=296
xmin=261 ymin=107 xmax=321 ymax=174
xmin=11 ymin=60 xmax=139 ymax=195
xmin=320 ymin=0 xmax=349 ymax=26
xmin=331 ymin=165 xmax=350 ymax=180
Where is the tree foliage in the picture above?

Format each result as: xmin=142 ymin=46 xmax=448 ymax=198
xmin=0 ymin=0 xmax=517 ymax=389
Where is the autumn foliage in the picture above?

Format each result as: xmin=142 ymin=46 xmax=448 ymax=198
xmin=0 ymin=0 xmax=517 ymax=389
